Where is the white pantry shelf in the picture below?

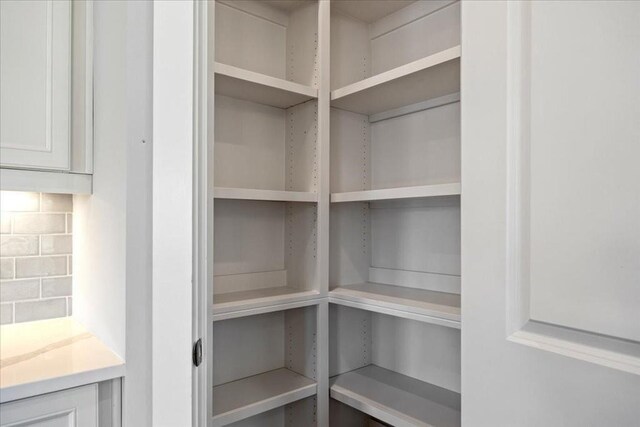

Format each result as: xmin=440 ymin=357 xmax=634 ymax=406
xmin=214 ymin=62 xmax=317 ymax=109
xmin=212 ymin=287 xmax=321 ymax=321
xmin=331 ymin=183 xmax=460 ymax=203
xmin=330 ymin=46 xmax=460 ymax=116
xmin=330 ymin=365 xmax=461 ymax=427
xmin=212 ymin=368 xmax=317 ymax=427
xmin=329 ymin=282 xmax=460 ymax=328
xmin=214 ymin=187 xmax=317 ymax=203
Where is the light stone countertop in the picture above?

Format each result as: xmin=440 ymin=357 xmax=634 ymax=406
xmin=0 ymin=317 xmax=125 ymax=403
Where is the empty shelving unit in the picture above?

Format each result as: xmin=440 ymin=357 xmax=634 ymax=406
xmin=211 ymin=0 xmax=324 ymax=317
xmin=207 ymin=0 xmax=329 ymax=425
xmin=204 ymin=0 xmax=460 ymax=425
xmin=212 ymin=307 xmax=319 ymax=426
xmin=328 ymin=0 xmax=462 ymax=425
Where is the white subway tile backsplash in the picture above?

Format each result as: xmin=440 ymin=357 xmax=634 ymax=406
xmin=0 ymin=258 xmax=14 ymax=280
xmin=0 ymin=192 xmax=73 ymax=323
xmin=0 ymin=215 xmax=11 ymax=234
xmin=0 ymin=303 xmax=13 ymax=324
xmin=0 ymin=235 xmax=39 ymax=257
xmin=0 ymin=279 xmax=40 ymax=302
xmin=42 ymin=276 xmax=72 ymax=298
xmin=66 ymin=213 xmax=73 ymax=233
xmin=13 ymin=213 xmax=66 ymax=235
xmin=41 ymin=193 xmax=73 ymax=212
xmin=41 ymin=235 xmax=72 ymax=255
xmin=16 ymin=256 xmax=67 ymax=278
xmin=15 ymin=298 xmax=67 ymax=322
xmin=0 ymin=192 xmax=39 ymax=212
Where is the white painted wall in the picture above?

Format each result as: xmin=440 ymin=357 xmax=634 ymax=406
xmin=152 ymin=2 xmax=195 ymax=426
xmin=74 ymin=0 xmax=128 ymax=360
xmin=75 ymin=3 xmax=153 ymax=426
xmin=124 ymin=2 xmax=153 ymax=426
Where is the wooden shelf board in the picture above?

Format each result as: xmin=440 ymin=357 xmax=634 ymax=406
xmin=214 ymin=187 xmax=318 ymax=203
xmin=330 ymin=46 xmax=460 ymax=115
xmin=329 ymin=282 xmax=460 ymax=328
xmin=212 ymin=287 xmax=321 ymax=320
xmin=330 ymin=365 xmax=461 ymax=427
xmin=331 ymin=183 xmax=460 ymax=203
xmin=213 ymin=368 xmax=316 ymax=426
xmin=214 ymin=62 xmax=317 ymax=109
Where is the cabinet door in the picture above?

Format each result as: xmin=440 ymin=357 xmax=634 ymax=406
xmin=0 ymin=384 xmax=98 ymax=426
xmin=0 ymin=0 xmax=71 ymax=170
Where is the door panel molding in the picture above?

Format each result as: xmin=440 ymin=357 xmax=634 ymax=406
xmin=504 ymin=0 xmax=640 ymax=375
xmin=0 ymin=1 xmax=53 ymax=152
xmin=0 ymin=0 xmax=71 ymax=170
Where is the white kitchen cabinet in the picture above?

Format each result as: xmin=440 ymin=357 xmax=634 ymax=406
xmin=0 ymin=0 xmax=93 ymax=176
xmin=0 ymin=1 xmax=71 ymax=170
xmin=0 ymin=384 xmax=98 ymax=427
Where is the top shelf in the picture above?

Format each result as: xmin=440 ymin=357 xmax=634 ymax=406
xmin=331 ymin=46 xmax=460 ymax=116
xmin=214 ymin=62 xmax=318 ymax=109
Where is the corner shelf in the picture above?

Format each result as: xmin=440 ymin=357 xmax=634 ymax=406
xmin=330 ymin=365 xmax=461 ymax=427
xmin=211 ymin=287 xmax=321 ymax=321
xmin=214 ymin=187 xmax=318 ymax=203
xmin=329 ymin=282 xmax=460 ymax=329
xmin=330 ymin=46 xmax=461 ymax=115
xmin=212 ymin=368 xmax=317 ymax=427
xmin=330 ymin=183 xmax=460 ymax=203
xmin=214 ymin=62 xmax=317 ymax=109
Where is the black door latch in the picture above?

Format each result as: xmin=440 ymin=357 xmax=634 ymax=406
xmin=193 ymin=338 xmax=203 ymax=367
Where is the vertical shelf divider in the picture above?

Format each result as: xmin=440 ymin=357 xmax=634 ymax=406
xmin=316 ymin=2 xmax=331 ymax=425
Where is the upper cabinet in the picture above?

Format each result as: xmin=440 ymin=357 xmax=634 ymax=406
xmin=0 ymin=0 xmax=92 ymax=175
xmin=0 ymin=0 xmax=71 ymax=170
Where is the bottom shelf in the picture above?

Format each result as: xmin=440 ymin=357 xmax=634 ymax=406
xmin=212 ymin=368 xmax=317 ymax=427
xmin=330 ymin=365 xmax=460 ymax=427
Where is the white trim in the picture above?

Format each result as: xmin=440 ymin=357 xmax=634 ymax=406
xmin=0 ymin=168 xmax=91 ymax=194
xmin=508 ymin=323 xmax=640 ymax=376
xmin=193 ymin=1 xmax=209 ymax=426
xmin=152 ymin=2 xmax=195 ymax=425
xmin=84 ymin=0 xmax=94 ymax=173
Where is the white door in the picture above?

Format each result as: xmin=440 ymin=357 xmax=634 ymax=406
xmin=462 ymin=1 xmax=640 ymax=425
xmin=0 ymin=0 xmax=71 ymax=170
